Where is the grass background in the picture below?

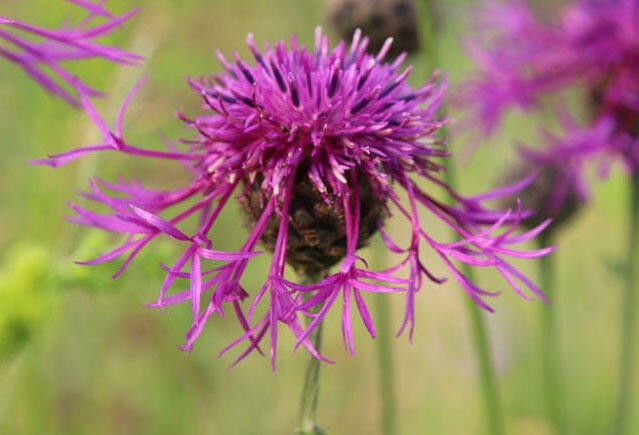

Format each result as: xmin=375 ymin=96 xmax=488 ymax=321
xmin=0 ymin=0 xmax=637 ymax=434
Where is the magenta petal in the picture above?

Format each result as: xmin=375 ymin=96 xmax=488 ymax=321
xmin=75 ymin=239 xmax=138 ymax=265
xmin=1 ymin=2 xmax=139 ymax=106
xmin=190 ymin=253 xmax=202 ymax=323
xmin=130 ymin=205 xmax=190 ymax=241
xmin=198 ymin=248 xmax=261 ymax=261
xmin=353 ymin=289 xmax=376 ymax=338
xmin=30 ymin=144 xmax=113 ymax=167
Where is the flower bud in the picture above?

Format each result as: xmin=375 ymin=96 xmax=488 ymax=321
xmin=327 ymin=0 xmax=420 ymax=57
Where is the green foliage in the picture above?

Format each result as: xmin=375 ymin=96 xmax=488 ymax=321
xmin=52 ymin=231 xmax=113 ymax=292
xmin=0 ymin=245 xmax=52 ymax=360
xmin=0 ymin=231 xmax=175 ymax=362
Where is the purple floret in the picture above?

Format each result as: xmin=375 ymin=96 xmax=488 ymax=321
xmin=0 ymin=0 xmax=141 ymax=107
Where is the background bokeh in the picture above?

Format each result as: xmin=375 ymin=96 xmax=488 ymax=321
xmin=0 ymin=0 xmax=637 ymax=434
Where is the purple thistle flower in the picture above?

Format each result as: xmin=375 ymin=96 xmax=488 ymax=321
xmin=499 ymin=113 xmax=609 ymax=232
xmin=0 ymin=0 xmax=141 ymax=107
xmin=462 ymin=0 xmax=639 ymax=172
xmin=39 ymin=28 xmax=552 ymax=368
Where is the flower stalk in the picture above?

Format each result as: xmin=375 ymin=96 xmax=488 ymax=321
xmin=297 ymin=274 xmax=326 ymax=435
xmin=422 ymin=1 xmax=504 ymax=433
xmin=538 ymin=234 xmax=567 ymax=435
xmin=445 ymin=162 xmax=505 ymax=435
xmin=465 ymin=296 xmax=504 ymax=435
xmin=613 ymin=171 xmax=639 ymax=435
xmin=373 ymin=239 xmax=397 ymax=435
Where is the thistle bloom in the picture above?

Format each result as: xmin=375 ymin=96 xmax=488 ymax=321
xmin=499 ymin=117 xmax=604 ymax=233
xmin=40 ymin=28 xmax=551 ymax=368
xmin=463 ymin=0 xmax=639 ymax=172
xmin=0 ymin=0 xmax=141 ymax=107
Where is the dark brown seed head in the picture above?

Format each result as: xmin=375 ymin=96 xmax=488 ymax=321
xmin=241 ymin=163 xmax=386 ymax=277
xmin=327 ymin=0 xmax=421 ymax=58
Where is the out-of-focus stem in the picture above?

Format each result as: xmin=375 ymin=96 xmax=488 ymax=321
xmin=538 ymin=235 xmax=567 ymax=434
xmin=0 ymin=355 xmax=24 ymax=426
xmin=613 ymin=171 xmax=639 ymax=435
xmin=420 ymin=1 xmax=505 ymax=433
xmin=466 ymin=292 xmax=505 ymax=435
xmin=372 ymin=238 xmax=398 ymax=435
xmin=297 ymin=273 xmax=325 ymax=435
xmin=444 ymin=163 xmax=505 ymax=435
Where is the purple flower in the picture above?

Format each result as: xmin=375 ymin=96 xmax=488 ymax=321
xmin=39 ymin=28 xmax=551 ymax=368
xmin=0 ymin=0 xmax=141 ymax=107
xmin=462 ymin=0 xmax=639 ymax=171
xmin=500 ymin=112 xmax=611 ymax=232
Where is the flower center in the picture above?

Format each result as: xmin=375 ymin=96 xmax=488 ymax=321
xmin=241 ymin=162 xmax=386 ymax=276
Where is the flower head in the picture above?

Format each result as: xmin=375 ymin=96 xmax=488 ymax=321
xmin=0 ymin=0 xmax=141 ymax=107
xmin=40 ymin=28 xmax=551 ymax=368
xmin=500 ymin=132 xmax=590 ymax=234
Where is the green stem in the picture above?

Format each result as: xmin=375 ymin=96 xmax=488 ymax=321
xmin=297 ymin=274 xmax=326 ymax=435
xmin=613 ymin=171 xmax=639 ymax=435
xmin=0 ymin=354 xmax=24 ymax=427
xmin=538 ymin=235 xmax=567 ymax=434
xmin=447 ymin=166 xmax=504 ymax=435
xmin=420 ymin=0 xmax=504 ymax=432
xmin=464 ymin=293 xmax=505 ymax=435
xmin=444 ymin=159 xmax=504 ymax=435
xmin=373 ymin=239 xmax=397 ymax=435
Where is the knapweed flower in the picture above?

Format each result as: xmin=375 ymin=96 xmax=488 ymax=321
xmin=499 ymin=116 xmax=605 ymax=233
xmin=462 ymin=0 xmax=639 ymax=172
xmin=40 ymin=28 xmax=551 ymax=368
xmin=0 ymin=0 xmax=141 ymax=107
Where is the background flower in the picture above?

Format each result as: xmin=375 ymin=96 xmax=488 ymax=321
xmin=461 ymin=0 xmax=639 ymax=172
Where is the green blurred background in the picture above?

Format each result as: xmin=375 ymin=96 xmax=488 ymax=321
xmin=0 ymin=0 xmax=637 ymax=434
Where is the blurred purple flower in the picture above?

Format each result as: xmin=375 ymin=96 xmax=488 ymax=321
xmin=39 ymin=28 xmax=552 ymax=368
xmin=0 ymin=0 xmax=141 ymax=107
xmin=462 ymin=0 xmax=639 ymax=172
xmin=500 ymin=112 xmax=612 ymax=232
